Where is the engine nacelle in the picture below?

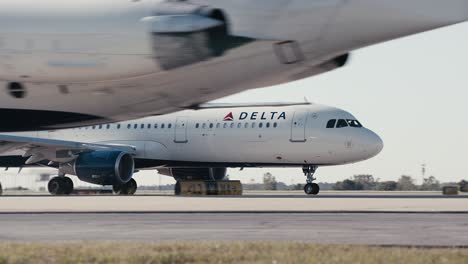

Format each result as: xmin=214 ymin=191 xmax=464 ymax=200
xmin=159 ymin=168 xmax=227 ymax=181
xmin=147 ymin=2 xmax=246 ymax=70
xmin=60 ymin=151 xmax=134 ymax=185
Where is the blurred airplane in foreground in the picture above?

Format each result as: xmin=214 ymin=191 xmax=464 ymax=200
xmin=0 ymin=0 xmax=467 ymax=131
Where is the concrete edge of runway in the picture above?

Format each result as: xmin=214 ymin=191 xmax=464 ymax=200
xmin=1 ymin=210 xmax=468 ymax=214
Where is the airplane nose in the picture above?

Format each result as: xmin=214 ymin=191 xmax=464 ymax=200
xmin=367 ymin=130 xmax=384 ymax=157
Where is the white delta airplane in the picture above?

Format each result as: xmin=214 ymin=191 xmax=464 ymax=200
xmin=0 ymin=102 xmax=383 ymax=195
xmin=0 ymin=0 xmax=467 ymax=131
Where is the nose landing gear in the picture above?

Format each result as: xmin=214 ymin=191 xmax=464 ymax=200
xmin=303 ymin=165 xmax=320 ymax=195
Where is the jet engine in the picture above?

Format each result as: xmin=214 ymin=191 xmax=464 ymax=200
xmin=147 ymin=1 xmax=251 ymax=70
xmin=160 ymin=168 xmax=227 ymax=181
xmin=59 ymin=151 xmax=134 ymax=185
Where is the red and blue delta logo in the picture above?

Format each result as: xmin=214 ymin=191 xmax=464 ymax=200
xmin=223 ymin=111 xmax=287 ymax=121
xmin=223 ymin=112 xmax=234 ymax=121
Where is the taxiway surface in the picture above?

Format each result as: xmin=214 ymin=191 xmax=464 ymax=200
xmin=0 ymin=191 xmax=467 ymax=246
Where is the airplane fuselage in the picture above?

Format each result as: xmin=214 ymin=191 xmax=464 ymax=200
xmin=2 ymin=104 xmax=383 ymax=169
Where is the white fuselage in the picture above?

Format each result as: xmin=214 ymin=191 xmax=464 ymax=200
xmin=5 ymin=104 xmax=383 ymax=168
xmin=0 ymin=0 xmax=467 ymax=131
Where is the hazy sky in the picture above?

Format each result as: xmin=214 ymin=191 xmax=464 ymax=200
xmin=12 ymin=23 xmax=468 ymax=187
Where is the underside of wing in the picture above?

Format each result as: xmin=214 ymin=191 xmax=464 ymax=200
xmin=0 ymin=134 xmax=136 ymax=165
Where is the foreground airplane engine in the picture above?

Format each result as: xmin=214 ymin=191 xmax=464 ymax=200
xmin=51 ymin=151 xmax=136 ymax=195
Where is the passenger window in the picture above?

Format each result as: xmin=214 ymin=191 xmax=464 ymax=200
xmin=327 ymin=119 xmax=336 ymax=128
xmin=202 ymin=123 xmax=206 ymax=129
xmin=168 ymin=124 xmax=172 ymax=129
xmin=127 ymin=124 xmax=131 ymax=129
xmin=259 ymin=123 xmax=263 ymax=128
xmin=147 ymin=124 xmax=151 ymax=129
xmin=154 ymin=124 xmax=158 ymax=129
xmin=223 ymin=123 xmax=227 ymax=128
xmin=140 ymin=124 xmax=144 ymax=129
xmin=252 ymin=122 xmax=256 ymax=128
xmin=244 ymin=123 xmax=249 ymax=128
xmin=99 ymin=125 xmax=102 ymax=129
xmin=134 ymin=124 xmax=138 ymax=129
xmin=273 ymin=122 xmax=278 ymax=128
xmin=266 ymin=122 xmax=270 ymax=128
xmin=92 ymin=126 xmax=96 ymax=129
xmin=230 ymin=123 xmax=234 ymax=129
xmin=336 ymin=119 xmax=348 ymax=128
xmin=195 ymin=123 xmax=199 ymax=129
xmin=216 ymin=123 xmax=220 ymax=129
xmin=209 ymin=123 xmax=213 ymax=129
xmin=161 ymin=124 xmax=165 ymax=129
xmin=117 ymin=124 xmax=121 ymax=129
xmin=237 ymin=123 xmax=241 ymax=128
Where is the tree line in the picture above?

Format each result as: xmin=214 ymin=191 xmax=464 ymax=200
xmin=259 ymin=173 xmax=468 ymax=191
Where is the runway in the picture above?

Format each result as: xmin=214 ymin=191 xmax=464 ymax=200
xmin=0 ymin=191 xmax=467 ymax=213
xmin=0 ymin=191 xmax=467 ymax=246
xmin=1 ymin=213 xmax=468 ymax=246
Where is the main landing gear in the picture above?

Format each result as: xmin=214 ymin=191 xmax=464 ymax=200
xmin=113 ymin=178 xmax=138 ymax=195
xmin=0 ymin=182 xmax=2 ymax=196
xmin=48 ymin=176 xmax=74 ymax=195
xmin=303 ymin=165 xmax=320 ymax=195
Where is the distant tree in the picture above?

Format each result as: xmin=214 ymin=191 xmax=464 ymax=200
xmin=333 ymin=179 xmax=363 ymax=190
xmin=292 ymin=184 xmax=303 ymax=191
xmin=397 ymin=175 xmax=417 ymax=191
xmin=263 ymin=172 xmax=277 ymax=190
xmin=420 ymin=176 xmax=440 ymax=191
xmin=353 ymin=174 xmax=377 ymax=190
xmin=377 ymin=181 xmax=398 ymax=191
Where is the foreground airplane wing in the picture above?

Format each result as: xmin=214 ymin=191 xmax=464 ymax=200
xmin=0 ymin=134 xmax=136 ymax=164
xmin=0 ymin=1 xmax=467 ymax=131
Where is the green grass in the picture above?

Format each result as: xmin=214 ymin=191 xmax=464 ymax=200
xmin=0 ymin=242 xmax=467 ymax=264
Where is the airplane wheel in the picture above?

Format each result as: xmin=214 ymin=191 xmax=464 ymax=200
xmin=0 ymin=182 xmax=2 ymax=196
xmin=113 ymin=179 xmax=137 ymax=195
xmin=123 ymin=179 xmax=137 ymax=195
xmin=304 ymin=183 xmax=320 ymax=195
xmin=174 ymin=181 xmax=181 ymax=195
xmin=62 ymin=177 xmax=74 ymax=195
xmin=48 ymin=177 xmax=64 ymax=195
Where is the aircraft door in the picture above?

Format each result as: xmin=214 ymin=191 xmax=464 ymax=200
xmin=290 ymin=111 xmax=308 ymax=142
xmin=174 ymin=117 xmax=189 ymax=143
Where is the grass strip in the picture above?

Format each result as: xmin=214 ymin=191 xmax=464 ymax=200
xmin=0 ymin=242 xmax=467 ymax=264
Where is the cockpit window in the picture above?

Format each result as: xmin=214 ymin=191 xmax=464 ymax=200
xmin=326 ymin=119 xmax=336 ymax=128
xmin=336 ymin=119 xmax=348 ymax=128
xmin=347 ymin=119 xmax=363 ymax=128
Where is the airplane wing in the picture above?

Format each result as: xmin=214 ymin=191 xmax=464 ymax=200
xmin=0 ymin=134 xmax=136 ymax=165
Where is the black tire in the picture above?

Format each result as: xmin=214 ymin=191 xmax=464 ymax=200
xmin=304 ymin=183 xmax=320 ymax=195
xmin=62 ymin=177 xmax=74 ymax=195
xmin=0 ymin=182 xmax=3 ymax=196
xmin=112 ymin=184 xmax=123 ymax=195
xmin=113 ymin=179 xmax=137 ymax=195
xmin=304 ymin=183 xmax=314 ymax=195
xmin=311 ymin=183 xmax=320 ymax=195
xmin=174 ymin=181 xmax=181 ymax=196
xmin=48 ymin=177 xmax=64 ymax=195
xmin=123 ymin=179 xmax=137 ymax=195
